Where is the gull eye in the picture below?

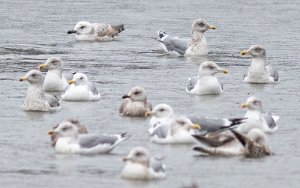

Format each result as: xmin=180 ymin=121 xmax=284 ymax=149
xmin=198 ymin=22 xmax=205 ymax=27
xmin=52 ymin=61 xmax=58 ymax=65
xmin=80 ymin=26 xmax=85 ymax=29
xmin=134 ymin=91 xmax=140 ymax=95
xmin=62 ymin=126 xmax=70 ymax=131
xmin=254 ymin=48 xmax=261 ymax=52
xmin=159 ymin=108 xmax=165 ymax=112
xmin=80 ymin=77 xmax=83 ymax=80
xmin=135 ymin=152 xmax=143 ymax=157
xmin=31 ymin=73 xmax=37 ymax=77
xmin=207 ymin=65 xmax=215 ymax=70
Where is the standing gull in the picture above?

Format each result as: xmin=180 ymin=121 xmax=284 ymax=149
xmin=121 ymin=147 xmax=166 ymax=180
xmin=158 ymin=18 xmax=216 ymax=56
xmin=150 ymin=116 xmax=201 ymax=144
xmin=119 ymin=86 xmax=152 ymax=117
xmin=62 ymin=73 xmax=101 ymax=101
xmin=67 ymin=21 xmax=125 ymax=41
xmin=240 ymin=45 xmax=279 ymax=83
xmin=186 ymin=61 xmax=228 ymax=95
xmin=237 ymin=96 xmax=279 ymax=134
xmin=145 ymin=104 xmax=175 ymax=134
xmin=38 ymin=57 xmax=68 ymax=92
xmin=20 ymin=70 xmax=60 ymax=112
xmin=48 ymin=120 xmax=129 ymax=154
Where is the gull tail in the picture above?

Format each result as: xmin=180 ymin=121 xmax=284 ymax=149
xmin=230 ymin=129 xmax=248 ymax=147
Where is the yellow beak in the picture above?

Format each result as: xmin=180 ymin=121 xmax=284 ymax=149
xmin=240 ymin=50 xmax=251 ymax=56
xmin=220 ymin=69 xmax=229 ymax=74
xmin=191 ymin=124 xmax=201 ymax=129
xmin=48 ymin=130 xmax=55 ymax=136
xmin=38 ymin=64 xmax=48 ymax=70
xmin=241 ymin=102 xmax=249 ymax=108
xmin=68 ymin=80 xmax=76 ymax=84
xmin=145 ymin=111 xmax=154 ymax=117
xmin=209 ymin=25 xmax=216 ymax=30
xmin=19 ymin=76 xmax=28 ymax=81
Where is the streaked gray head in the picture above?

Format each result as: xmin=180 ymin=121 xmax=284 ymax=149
xmin=240 ymin=45 xmax=266 ymax=58
xmin=171 ymin=116 xmax=201 ymax=134
xmin=123 ymin=86 xmax=147 ymax=102
xmin=45 ymin=57 xmax=63 ymax=70
xmin=69 ymin=73 xmax=89 ymax=85
xmin=123 ymin=146 xmax=149 ymax=165
xmin=247 ymin=128 xmax=267 ymax=145
xmin=199 ymin=61 xmax=228 ymax=76
xmin=71 ymin=21 xmax=93 ymax=35
xmin=192 ymin=19 xmax=216 ymax=33
xmin=19 ymin=70 xmax=44 ymax=85
xmin=242 ymin=96 xmax=263 ymax=111
xmin=151 ymin=104 xmax=174 ymax=118
xmin=51 ymin=120 xmax=79 ymax=138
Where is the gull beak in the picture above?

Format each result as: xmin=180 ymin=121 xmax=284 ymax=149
xmin=123 ymin=157 xmax=131 ymax=162
xmin=19 ymin=76 xmax=28 ymax=81
xmin=48 ymin=130 xmax=57 ymax=136
xmin=209 ymin=25 xmax=216 ymax=30
xmin=241 ymin=102 xmax=249 ymax=108
xmin=145 ymin=111 xmax=154 ymax=117
xmin=68 ymin=80 xmax=76 ymax=84
xmin=219 ymin=68 xmax=229 ymax=74
xmin=38 ymin=64 xmax=48 ymax=70
xmin=240 ymin=49 xmax=251 ymax=56
xmin=67 ymin=30 xmax=77 ymax=34
xmin=191 ymin=124 xmax=201 ymax=129
xmin=122 ymin=95 xmax=130 ymax=99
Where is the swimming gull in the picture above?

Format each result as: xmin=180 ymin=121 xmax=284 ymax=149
xmin=150 ymin=116 xmax=201 ymax=144
xmin=119 ymin=86 xmax=152 ymax=117
xmin=20 ymin=70 xmax=60 ymax=112
xmin=48 ymin=120 xmax=129 ymax=154
xmin=186 ymin=61 xmax=228 ymax=95
xmin=158 ymin=18 xmax=216 ymax=56
xmin=237 ymin=96 xmax=279 ymax=134
xmin=240 ymin=45 xmax=279 ymax=83
xmin=50 ymin=119 xmax=88 ymax=147
xmin=145 ymin=103 xmax=175 ymax=134
xmin=121 ymin=146 xmax=166 ymax=180
xmin=38 ymin=57 xmax=68 ymax=92
xmin=61 ymin=73 xmax=101 ymax=101
xmin=67 ymin=21 xmax=125 ymax=41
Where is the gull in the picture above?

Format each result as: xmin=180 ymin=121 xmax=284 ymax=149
xmin=186 ymin=61 xmax=228 ymax=95
xmin=119 ymin=86 xmax=152 ymax=117
xmin=240 ymin=45 xmax=279 ymax=83
xmin=48 ymin=119 xmax=129 ymax=154
xmin=38 ymin=57 xmax=68 ymax=92
xmin=158 ymin=18 xmax=216 ymax=56
xmin=19 ymin=70 xmax=60 ymax=112
xmin=237 ymin=96 xmax=279 ymax=134
xmin=150 ymin=116 xmax=201 ymax=144
xmin=121 ymin=147 xmax=166 ymax=180
xmin=67 ymin=21 xmax=124 ymax=41
xmin=145 ymin=104 xmax=175 ymax=134
xmin=61 ymin=73 xmax=101 ymax=101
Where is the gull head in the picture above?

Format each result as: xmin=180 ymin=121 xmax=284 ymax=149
xmin=171 ymin=116 xmax=201 ymax=134
xmin=39 ymin=57 xmax=63 ymax=71
xmin=48 ymin=120 xmax=79 ymax=138
xmin=122 ymin=86 xmax=147 ymax=102
xmin=240 ymin=45 xmax=266 ymax=58
xmin=19 ymin=70 xmax=44 ymax=85
xmin=68 ymin=73 xmax=89 ymax=85
xmin=123 ymin=146 xmax=150 ymax=165
xmin=199 ymin=61 xmax=228 ymax=76
xmin=145 ymin=103 xmax=174 ymax=118
xmin=241 ymin=96 xmax=263 ymax=111
xmin=68 ymin=21 xmax=93 ymax=35
xmin=192 ymin=19 xmax=216 ymax=33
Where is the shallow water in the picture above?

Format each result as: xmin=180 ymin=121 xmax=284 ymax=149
xmin=0 ymin=0 xmax=300 ymax=187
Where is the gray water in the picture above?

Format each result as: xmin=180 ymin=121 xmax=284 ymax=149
xmin=0 ymin=0 xmax=300 ymax=187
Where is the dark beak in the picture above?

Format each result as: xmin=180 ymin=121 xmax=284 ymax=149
xmin=67 ymin=30 xmax=77 ymax=34
xmin=122 ymin=95 xmax=130 ymax=99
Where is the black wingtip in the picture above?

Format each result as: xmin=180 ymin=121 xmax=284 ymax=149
xmin=230 ymin=129 xmax=247 ymax=147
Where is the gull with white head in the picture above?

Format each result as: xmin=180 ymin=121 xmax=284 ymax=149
xmin=145 ymin=104 xmax=175 ymax=134
xmin=186 ymin=61 xmax=228 ymax=95
xmin=157 ymin=18 xmax=216 ymax=56
xmin=121 ymin=147 xmax=166 ymax=181
xmin=150 ymin=116 xmax=201 ymax=144
xmin=61 ymin=73 xmax=101 ymax=101
xmin=67 ymin=21 xmax=125 ymax=41
xmin=240 ymin=45 xmax=279 ymax=83
xmin=48 ymin=119 xmax=129 ymax=154
xmin=237 ymin=96 xmax=279 ymax=134
xmin=119 ymin=86 xmax=152 ymax=117
xmin=20 ymin=70 xmax=60 ymax=112
xmin=38 ymin=57 xmax=68 ymax=92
